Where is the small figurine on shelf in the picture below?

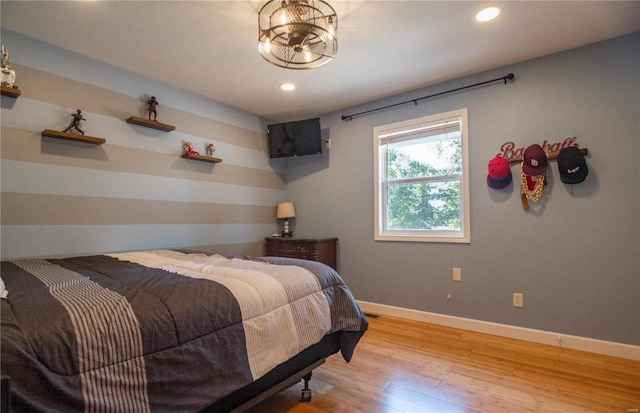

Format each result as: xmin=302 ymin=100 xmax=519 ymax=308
xmin=184 ymin=141 xmax=199 ymax=155
xmin=147 ymin=96 xmax=159 ymax=121
xmin=206 ymin=143 xmax=216 ymax=157
xmin=63 ymin=109 xmax=86 ymax=135
xmin=1 ymin=44 xmax=17 ymax=88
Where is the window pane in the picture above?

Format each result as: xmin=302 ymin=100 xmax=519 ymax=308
xmin=387 ymin=180 xmax=461 ymax=231
xmin=387 ymin=134 xmax=461 ymax=180
xmin=374 ymin=108 xmax=469 ymax=243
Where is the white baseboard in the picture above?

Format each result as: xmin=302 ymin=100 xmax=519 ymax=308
xmin=357 ymin=300 xmax=640 ymax=361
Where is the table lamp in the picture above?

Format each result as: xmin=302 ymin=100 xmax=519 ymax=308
xmin=276 ymin=202 xmax=296 ymax=238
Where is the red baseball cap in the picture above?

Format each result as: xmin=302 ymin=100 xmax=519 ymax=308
xmin=487 ymin=155 xmax=512 ymax=189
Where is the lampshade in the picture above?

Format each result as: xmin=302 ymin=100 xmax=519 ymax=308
xmin=276 ymin=202 xmax=296 ymax=219
xmin=258 ymin=0 xmax=338 ymax=70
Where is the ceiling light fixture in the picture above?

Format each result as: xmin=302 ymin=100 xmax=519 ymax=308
xmin=258 ymin=0 xmax=338 ymax=70
xmin=280 ymin=83 xmax=296 ymax=91
xmin=476 ymin=6 xmax=501 ymax=22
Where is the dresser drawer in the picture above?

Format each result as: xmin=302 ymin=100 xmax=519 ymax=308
xmin=264 ymin=237 xmax=338 ymax=270
xmin=268 ymin=242 xmax=312 ymax=257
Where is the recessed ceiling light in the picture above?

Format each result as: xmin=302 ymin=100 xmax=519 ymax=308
xmin=476 ymin=6 xmax=501 ymax=22
xmin=280 ymin=83 xmax=295 ymax=91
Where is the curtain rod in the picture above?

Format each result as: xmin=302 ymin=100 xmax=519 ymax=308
xmin=341 ymin=73 xmax=515 ymax=121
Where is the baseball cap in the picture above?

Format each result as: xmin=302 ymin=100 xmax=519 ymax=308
xmin=487 ymin=155 xmax=512 ymax=189
xmin=557 ymin=147 xmax=588 ymax=184
xmin=522 ymin=144 xmax=548 ymax=176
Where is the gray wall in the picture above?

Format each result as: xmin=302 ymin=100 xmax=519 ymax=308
xmin=283 ymin=33 xmax=639 ymax=345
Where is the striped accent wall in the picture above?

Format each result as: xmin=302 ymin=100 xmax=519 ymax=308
xmin=1 ymin=53 xmax=284 ymax=259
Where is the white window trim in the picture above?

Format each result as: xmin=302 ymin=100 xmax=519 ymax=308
xmin=373 ymin=108 xmax=470 ymax=243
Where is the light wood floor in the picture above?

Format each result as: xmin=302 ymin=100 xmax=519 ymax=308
xmin=248 ymin=315 xmax=639 ymax=413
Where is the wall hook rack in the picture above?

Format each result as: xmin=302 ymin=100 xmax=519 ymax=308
xmin=507 ymin=147 xmax=588 ymax=164
xmin=511 ymin=147 xmax=589 ymax=211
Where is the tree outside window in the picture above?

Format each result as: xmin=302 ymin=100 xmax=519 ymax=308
xmin=374 ymin=108 xmax=470 ymax=243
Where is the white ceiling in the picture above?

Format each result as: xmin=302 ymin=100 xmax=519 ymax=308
xmin=2 ymin=1 xmax=639 ymax=122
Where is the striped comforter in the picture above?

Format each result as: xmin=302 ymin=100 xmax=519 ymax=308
xmin=0 ymin=250 xmax=368 ymax=412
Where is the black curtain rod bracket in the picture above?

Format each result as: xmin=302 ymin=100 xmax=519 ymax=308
xmin=341 ymin=73 xmax=515 ymax=121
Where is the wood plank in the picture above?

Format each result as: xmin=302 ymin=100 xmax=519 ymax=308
xmin=1 ymin=85 xmax=21 ymax=98
xmin=41 ymin=129 xmax=105 ymax=145
xmin=126 ymin=116 xmax=175 ymax=132
xmin=181 ymin=153 xmax=222 ymax=164
xmin=247 ymin=315 xmax=640 ymax=413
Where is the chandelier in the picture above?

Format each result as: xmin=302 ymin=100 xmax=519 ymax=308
xmin=258 ymin=0 xmax=338 ymax=70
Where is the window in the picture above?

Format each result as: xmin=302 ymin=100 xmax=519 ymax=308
xmin=374 ymin=108 xmax=470 ymax=243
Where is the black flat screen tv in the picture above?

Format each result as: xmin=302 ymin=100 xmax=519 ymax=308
xmin=268 ymin=118 xmax=322 ymax=159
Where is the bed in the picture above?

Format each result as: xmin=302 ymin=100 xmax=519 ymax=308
xmin=0 ymin=249 xmax=368 ymax=412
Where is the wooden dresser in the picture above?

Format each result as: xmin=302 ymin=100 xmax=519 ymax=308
xmin=264 ymin=237 xmax=338 ymax=270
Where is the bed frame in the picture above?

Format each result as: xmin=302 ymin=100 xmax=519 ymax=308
xmin=202 ymin=333 xmax=340 ymax=412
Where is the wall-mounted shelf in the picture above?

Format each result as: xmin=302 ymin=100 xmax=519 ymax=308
xmin=41 ymin=129 xmax=106 ymax=145
xmin=1 ymin=85 xmax=21 ymax=98
xmin=181 ymin=153 xmax=222 ymax=164
xmin=126 ymin=116 xmax=175 ymax=132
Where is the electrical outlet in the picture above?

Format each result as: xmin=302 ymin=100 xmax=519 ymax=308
xmin=513 ymin=293 xmax=524 ymax=308
xmin=452 ymin=268 xmax=462 ymax=281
